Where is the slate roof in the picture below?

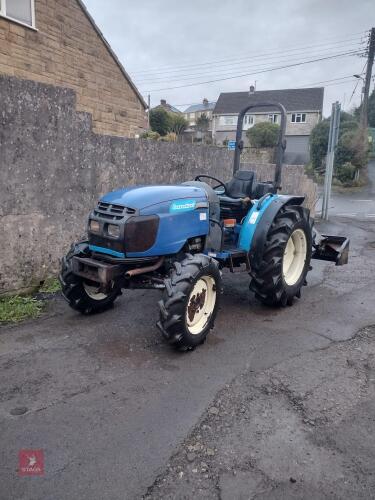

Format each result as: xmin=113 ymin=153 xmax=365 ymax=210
xmin=152 ymin=103 xmax=182 ymax=114
xmin=213 ymin=88 xmax=324 ymax=115
xmin=184 ymin=101 xmax=216 ymax=113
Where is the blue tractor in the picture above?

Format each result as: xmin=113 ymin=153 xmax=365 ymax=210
xmin=60 ymin=102 xmax=349 ymax=350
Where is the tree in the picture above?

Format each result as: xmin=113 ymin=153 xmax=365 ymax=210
xmin=170 ymin=114 xmax=188 ymax=137
xmin=354 ymin=88 xmax=375 ymax=127
xmin=309 ymin=111 xmax=359 ymax=171
xmin=196 ymin=113 xmax=210 ymax=132
xmin=246 ymin=122 xmax=279 ymax=148
xmin=369 ymin=89 xmax=375 ymax=127
xmin=149 ymin=108 xmax=172 ymax=136
xmin=335 ymin=129 xmax=369 ymax=170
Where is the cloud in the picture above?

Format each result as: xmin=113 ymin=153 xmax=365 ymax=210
xmin=84 ymin=0 xmax=372 ymax=114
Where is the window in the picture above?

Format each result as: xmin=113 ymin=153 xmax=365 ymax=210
xmin=268 ymin=114 xmax=278 ymax=123
xmin=220 ymin=115 xmax=237 ymax=126
xmin=244 ymin=114 xmax=254 ymax=125
xmin=291 ymin=113 xmax=306 ymax=123
xmin=0 ymin=0 xmax=35 ymax=28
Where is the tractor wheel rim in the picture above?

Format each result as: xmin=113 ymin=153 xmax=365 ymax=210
xmin=186 ymin=276 xmax=216 ymax=335
xmin=83 ymin=282 xmax=109 ymax=301
xmin=282 ymin=228 xmax=307 ymax=286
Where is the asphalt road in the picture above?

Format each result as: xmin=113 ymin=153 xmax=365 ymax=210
xmin=317 ymin=159 xmax=375 ymax=219
xmin=1 ymin=174 xmax=375 ymax=499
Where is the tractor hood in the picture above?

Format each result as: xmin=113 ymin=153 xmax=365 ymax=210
xmin=100 ymin=185 xmax=206 ymax=210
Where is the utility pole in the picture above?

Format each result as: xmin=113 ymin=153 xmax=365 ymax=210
xmin=147 ymin=94 xmax=151 ymax=129
xmin=322 ymin=102 xmax=341 ymax=221
xmin=361 ymin=27 xmax=375 ymax=128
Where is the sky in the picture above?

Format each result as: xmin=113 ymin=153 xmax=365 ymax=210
xmin=84 ymin=0 xmax=374 ymax=116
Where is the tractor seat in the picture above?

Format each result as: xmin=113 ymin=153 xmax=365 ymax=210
xmin=219 ymin=170 xmax=256 ymax=221
xmin=225 ymin=170 xmax=256 ymax=199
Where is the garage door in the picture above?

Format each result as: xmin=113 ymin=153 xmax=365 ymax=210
xmin=284 ymin=136 xmax=310 ymax=165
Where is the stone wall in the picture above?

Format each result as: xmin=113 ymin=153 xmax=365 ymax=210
xmin=0 ymin=75 xmax=317 ymax=294
xmin=241 ymin=147 xmax=275 ymax=165
xmin=0 ymin=0 xmax=146 ymax=137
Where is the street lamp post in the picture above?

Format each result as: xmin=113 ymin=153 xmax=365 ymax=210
xmin=353 ymin=74 xmax=365 ymax=105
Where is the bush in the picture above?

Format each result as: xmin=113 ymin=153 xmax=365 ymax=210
xmin=141 ymin=130 xmax=160 ymax=141
xmin=246 ymin=122 xmax=279 ymax=148
xmin=335 ymin=129 xmax=369 ymax=170
xmin=159 ymin=132 xmax=177 ymax=142
xmin=335 ymin=162 xmax=356 ymax=184
xmin=309 ymin=111 xmax=359 ymax=171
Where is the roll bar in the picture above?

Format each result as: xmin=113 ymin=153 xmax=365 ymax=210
xmin=232 ymin=101 xmax=287 ymax=190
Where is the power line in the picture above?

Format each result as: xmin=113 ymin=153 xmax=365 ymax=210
xmin=130 ymin=31 xmax=369 ymax=76
xmin=134 ymin=39 xmax=366 ymax=82
xmin=135 ymin=45 xmax=365 ymax=85
xmin=142 ymin=50 xmax=365 ymax=93
xmin=165 ymin=75 xmax=364 ymax=110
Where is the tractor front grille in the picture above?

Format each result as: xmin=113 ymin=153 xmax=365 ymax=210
xmin=94 ymin=202 xmax=136 ymax=221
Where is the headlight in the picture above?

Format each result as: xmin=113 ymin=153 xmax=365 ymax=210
xmin=107 ymin=224 xmax=120 ymax=238
xmin=89 ymin=220 xmax=100 ymax=233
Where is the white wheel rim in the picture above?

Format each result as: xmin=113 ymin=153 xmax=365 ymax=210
xmin=83 ymin=282 xmax=109 ymax=301
xmin=186 ymin=276 xmax=216 ymax=335
xmin=282 ymin=228 xmax=307 ymax=286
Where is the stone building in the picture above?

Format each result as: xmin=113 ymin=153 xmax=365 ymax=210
xmin=212 ymin=86 xmax=324 ymax=164
xmin=0 ymin=0 xmax=147 ymax=137
xmin=152 ymin=99 xmax=182 ymax=115
xmin=183 ymin=98 xmax=216 ymax=129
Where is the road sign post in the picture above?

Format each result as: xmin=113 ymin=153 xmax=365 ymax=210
xmin=322 ymin=102 xmax=341 ymax=221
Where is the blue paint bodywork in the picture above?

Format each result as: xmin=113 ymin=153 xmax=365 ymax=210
xmin=92 ymin=185 xmax=288 ymax=261
xmin=101 ymin=185 xmax=204 ymax=210
xmin=99 ymin=185 xmax=209 ymax=258
xmin=89 ymin=244 xmax=125 ymax=258
xmin=238 ymin=195 xmax=277 ymax=251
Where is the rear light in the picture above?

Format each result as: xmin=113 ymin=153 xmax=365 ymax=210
xmin=223 ymin=219 xmax=236 ymax=228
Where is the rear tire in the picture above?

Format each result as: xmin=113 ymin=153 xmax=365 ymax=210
xmin=59 ymin=241 xmax=120 ymax=314
xmin=157 ymin=253 xmax=222 ymax=350
xmin=250 ymin=205 xmax=312 ymax=306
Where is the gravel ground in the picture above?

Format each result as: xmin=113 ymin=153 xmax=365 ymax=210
xmin=146 ymin=326 xmax=375 ymax=500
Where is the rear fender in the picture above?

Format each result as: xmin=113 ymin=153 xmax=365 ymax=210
xmin=239 ymin=194 xmax=305 ymax=269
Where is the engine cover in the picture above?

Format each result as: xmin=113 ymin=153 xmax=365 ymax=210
xmin=88 ymin=185 xmax=210 ymax=258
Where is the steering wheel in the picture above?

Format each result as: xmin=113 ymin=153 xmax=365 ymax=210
xmin=194 ymin=175 xmax=227 ymax=195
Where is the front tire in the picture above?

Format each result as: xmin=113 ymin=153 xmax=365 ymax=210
xmin=157 ymin=253 xmax=222 ymax=350
xmin=250 ymin=205 xmax=312 ymax=306
xmin=59 ymin=241 xmax=120 ymax=314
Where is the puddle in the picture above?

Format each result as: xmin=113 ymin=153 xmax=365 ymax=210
xmin=86 ymin=338 xmax=154 ymax=367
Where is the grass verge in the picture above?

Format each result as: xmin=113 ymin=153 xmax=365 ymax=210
xmin=39 ymin=277 xmax=61 ymax=293
xmin=0 ymin=296 xmax=44 ymax=324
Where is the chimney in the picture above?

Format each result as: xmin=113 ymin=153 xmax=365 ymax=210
xmin=203 ymin=98 xmax=208 ymax=106
xmin=249 ymin=85 xmax=255 ymax=95
xmin=160 ymin=99 xmax=167 ymax=106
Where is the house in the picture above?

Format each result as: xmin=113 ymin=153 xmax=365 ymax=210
xmin=212 ymin=86 xmax=324 ymax=164
xmin=0 ymin=0 xmax=147 ymax=137
xmin=183 ymin=98 xmax=216 ymax=129
xmin=153 ymin=99 xmax=182 ymax=114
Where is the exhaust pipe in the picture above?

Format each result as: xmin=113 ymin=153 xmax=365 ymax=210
xmin=125 ymin=257 xmax=165 ymax=277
